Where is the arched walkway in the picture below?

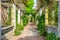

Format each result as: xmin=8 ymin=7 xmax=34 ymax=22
xmin=10 ymin=22 xmax=45 ymax=40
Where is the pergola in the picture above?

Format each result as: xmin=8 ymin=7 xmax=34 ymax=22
xmin=0 ymin=0 xmax=60 ymax=39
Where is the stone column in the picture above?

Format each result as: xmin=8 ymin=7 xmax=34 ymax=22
xmin=39 ymin=8 xmax=42 ymax=16
xmin=11 ymin=4 xmax=16 ymax=33
xmin=18 ymin=9 xmax=20 ymax=24
xmin=58 ymin=0 xmax=60 ymax=38
xmin=52 ymin=10 xmax=54 ymax=26
xmin=45 ymin=8 xmax=48 ymax=26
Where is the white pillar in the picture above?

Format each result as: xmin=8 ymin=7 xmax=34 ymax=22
xmin=11 ymin=4 xmax=16 ymax=33
xmin=58 ymin=0 xmax=60 ymax=37
xmin=45 ymin=8 xmax=48 ymax=26
xmin=18 ymin=9 xmax=20 ymax=24
xmin=39 ymin=8 xmax=42 ymax=16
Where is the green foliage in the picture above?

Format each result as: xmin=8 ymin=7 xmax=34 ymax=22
xmin=37 ymin=14 xmax=47 ymax=36
xmin=16 ymin=9 xmax=18 ymax=26
xmin=14 ymin=10 xmax=24 ymax=35
xmin=58 ymin=38 xmax=60 ymax=40
xmin=14 ymin=29 xmax=21 ymax=36
xmin=54 ymin=2 xmax=58 ymax=26
xmin=23 ymin=14 xmax=28 ymax=26
xmin=14 ymin=0 xmax=34 ymax=35
xmin=22 ymin=0 xmax=34 ymax=24
xmin=48 ymin=9 xmax=53 ymax=25
xmin=46 ymin=33 xmax=58 ymax=40
xmin=25 ymin=0 xmax=34 ymax=13
xmin=22 ymin=0 xmax=34 ymax=25
xmin=6 ymin=7 xmax=11 ymax=25
xmin=48 ymin=2 xmax=58 ymax=26
xmin=32 ymin=13 xmax=36 ymax=23
xmin=45 ymin=0 xmax=51 ymax=5
xmin=14 ymin=24 xmax=24 ymax=36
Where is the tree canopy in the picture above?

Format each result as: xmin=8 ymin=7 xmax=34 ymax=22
xmin=25 ymin=0 xmax=34 ymax=13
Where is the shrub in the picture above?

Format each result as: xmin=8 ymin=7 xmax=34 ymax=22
xmin=14 ymin=9 xmax=24 ymax=36
xmin=46 ymin=33 xmax=58 ymax=40
xmin=14 ymin=29 xmax=21 ymax=36
xmin=6 ymin=7 xmax=11 ymax=26
xmin=23 ymin=14 xmax=28 ymax=26
xmin=14 ymin=24 xmax=24 ymax=36
xmin=37 ymin=14 xmax=47 ymax=36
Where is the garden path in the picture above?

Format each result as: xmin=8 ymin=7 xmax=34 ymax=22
xmin=7 ymin=22 xmax=45 ymax=40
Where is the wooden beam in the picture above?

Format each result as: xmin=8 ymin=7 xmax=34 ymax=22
xmin=1 ymin=3 xmax=12 ymax=7
xmin=1 ymin=0 xmax=12 ymax=3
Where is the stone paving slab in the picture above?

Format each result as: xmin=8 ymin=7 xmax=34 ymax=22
xmin=20 ymin=24 xmax=39 ymax=37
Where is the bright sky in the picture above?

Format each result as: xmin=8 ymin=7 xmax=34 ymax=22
xmin=33 ymin=0 xmax=37 ymax=9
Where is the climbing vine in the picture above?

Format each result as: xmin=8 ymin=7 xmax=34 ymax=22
xmin=14 ymin=10 xmax=24 ymax=35
xmin=23 ymin=0 xmax=34 ymax=26
xmin=25 ymin=0 xmax=34 ymax=14
xmin=6 ymin=7 xmax=11 ymax=25
xmin=54 ymin=2 xmax=58 ymax=26
xmin=37 ymin=11 xmax=47 ymax=36
xmin=14 ymin=0 xmax=34 ymax=35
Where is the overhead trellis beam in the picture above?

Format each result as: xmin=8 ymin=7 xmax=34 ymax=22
xmin=12 ymin=0 xmax=21 ymax=6
xmin=22 ymin=0 xmax=27 ymax=6
xmin=1 ymin=0 xmax=12 ymax=3
xmin=1 ymin=3 xmax=12 ymax=7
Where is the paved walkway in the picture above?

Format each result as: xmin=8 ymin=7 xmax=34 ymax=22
xmin=4 ymin=22 xmax=45 ymax=40
xmin=20 ymin=24 xmax=39 ymax=37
